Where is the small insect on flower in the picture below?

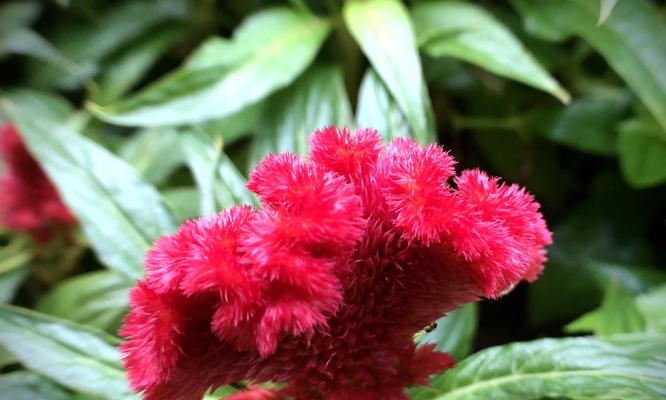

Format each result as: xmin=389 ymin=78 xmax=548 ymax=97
xmin=424 ymin=321 xmax=438 ymax=333
xmin=121 ymin=127 xmax=551 ymax=400
xmin=0 ymin=122 xmax=76 ymax=241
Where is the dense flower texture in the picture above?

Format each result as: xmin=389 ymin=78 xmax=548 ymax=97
xmin=121 ymin=127 xmax=551 ymax=400
xmin=0 ymin=123 xmax=75 ymax=241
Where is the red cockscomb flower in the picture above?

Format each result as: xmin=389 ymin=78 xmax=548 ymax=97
xmin=0 ymin=123 xmax=76 ymax=241
xmin=121 ymin=127 xmax=552 ymax=400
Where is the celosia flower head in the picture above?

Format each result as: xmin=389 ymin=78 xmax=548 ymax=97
xmin=121 ymin=127 xmax=551 ymax=400
xmin=0 ymin=123 xmax=76 ymax=241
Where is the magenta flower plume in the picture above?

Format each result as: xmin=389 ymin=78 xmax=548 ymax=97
xmin=0 ymin=123 xmax=76 ymax=241
xmin=121 ymin=127 xmax=551 ymax=400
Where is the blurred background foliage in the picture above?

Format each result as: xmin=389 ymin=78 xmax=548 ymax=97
xmin=0 ymin=0 xmax=665 ymax=399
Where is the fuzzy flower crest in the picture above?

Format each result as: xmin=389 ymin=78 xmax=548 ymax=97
xmin=121 ymin=127 xmax=551 ymax=400
xmin=0 ymin=123 xmax=75 ymax=241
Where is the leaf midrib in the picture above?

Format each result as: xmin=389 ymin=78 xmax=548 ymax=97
xmin=434 ymin=368 xmax=664 ymax=399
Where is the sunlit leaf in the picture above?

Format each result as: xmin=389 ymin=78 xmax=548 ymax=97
xmin=344 ymin=0 xmax=434 ymax=142
xmin=90 ymin=8 xmax=329 ymax=127
xmin=412 ymin=336 xmax=666 ymax=400
xmin=412 ymin=1 xmax=569 ymax=103
xmin=0 ymin=305 xmax=134 ymax=399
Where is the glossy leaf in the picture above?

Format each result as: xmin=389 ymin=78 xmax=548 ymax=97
xmin=618 ymin=118 xmax=666 ymax=188
xmin=120 ymin=127 xmax=184 ymax=185
xmin=0 ymin=305 xmax=134 ymax=399
xmin=412 ymin=1 xmax=569 ymax=103
xmin=412 ymin=336 xmax=666 ymax=400
xmin=513 ymin=0 xmax=666 ymax=132
xmin=1 ymin=100 xmax=177 ymax=280
xmin=90 ymin=8 xmax=330 ymax=126
xmin=417 ymin=303 xmax=478 ymax=360
xmin=566 ymin=280 xmax=646 ymax=335
xmin=183 ymin=129 xmax=257 ymax=216
xmin=344 ymin=0 xmax=433 ymax=143
xmin=36 ymin=271 xmax=130 ymax=333
xmin=356 ymin=68 xmax=411 ymax=140
xmin=250 ymin=65 xmax=352 ymax=166
xmin=0 ymin=372 xmax=71 ymax=400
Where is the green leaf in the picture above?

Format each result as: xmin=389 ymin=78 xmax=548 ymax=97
xmin=250 ymin=65 xmax=352 ymax=167
xmin=513 ymin=0 xmax=666 ymax=132
xmin=412 ymin=336 xmax=666 ymax=400
xmin=344 ymin=0 xmax=434 ymax=143
xmin=417 ymin=303 xmax=478 ymax=360
xmin=0 ymin=372 xmax=72 ymax=400
xmin=91 ymin=25 xmax=184 ymax=104
xmin=0 ymin=28 xmax=89 ymax=78
xmin=0 ymin=237 xmax=30 ymax=303
xmin=162 ymin=187 xmax=200 ymax=222
xmin=636 ymin=285 xmax=666 ymax=333
xmin=0 ymin=88 xmax=73 ymax=123
xmin=36 ymin=271 xmax=130 ymax=333
xmin=528 ymin=173 xmax=664 ymax=325
xmin=183 ymin=129 xmax=257 ymax=216
xmin=412 ymin=1 xmax=569 ymax=103
xmin=1 ymin=100 xmax=177 ymax=280
xmin=0 ymin=2 xmax=40 ymax=32
xmin=598 ymin=0 xmax=620 ymax=25
xmin=566 ymin=280 xmax=646 ymax=335
xmin=90 ymin=8 xmax=330 ymax=127
xmin=529 ymin=96 xmax=628 ymax=156
xmin=618 ymin=117 xmax=666 ymax=188
xmin=26 ymin=0 xmax=188 ymax=89
xmin=120 ymin=127 xmax=184 ymax=185
xmin=0 ymin=305 xmax=134 ymax=399
xmin=356 ymin=68 xmax=411 ymax=140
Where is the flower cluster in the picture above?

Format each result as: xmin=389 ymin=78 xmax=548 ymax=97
xmin=0 ymin=123 xmax=76 ymax=241
xmin=121 ymin=127 xmax=551 ymax=400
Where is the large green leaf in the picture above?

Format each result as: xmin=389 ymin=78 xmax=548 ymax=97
xmin=618 ymin=117 xmax=666 ymax=188
xmin=417 ymin=303 xmax=478 ymax=360
xmin=0 ymin=372 xmax=72 ymax=400
xmin=356 ymin=68 xmax=411 ymax=140
xmin=0 ymin=305 xmax=134 ymax=399
xmin=344 ymin=0 xmax=433 ymax=143
xmin=183 ymin=129 xmax=257 ymax=216
xmin=1 ymin=100 xmax=177 ymax=280
xmin=36 ymin=271 xmax=130 ymax=333
xmin=513 ymin=0 xmax=666 ymax=132
xmin=0 ymin=88 xmax=73 ymax=123
xmin=412 ymin=336 xmax=666 ymax=400
xmin=412 ymin=1 xmax=569 ymax=103
xmin=120 ymin=126 xmax=184 ymax=185
xmin=90 ymin=8 xmax=330 ymax=127
xmin=566 ymin=280 xmax=646 ymax=336
xmin=249 ymin=65 xmax=352 ymax=167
